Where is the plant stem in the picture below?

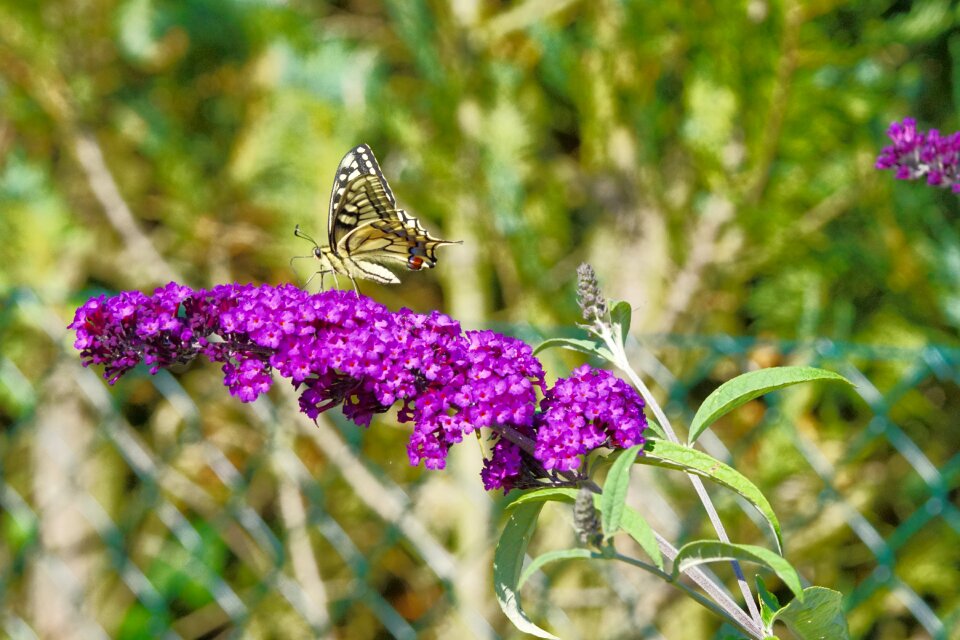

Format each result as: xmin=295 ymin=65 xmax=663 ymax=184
xmin=610 ymin=552 xmax=755 ymax=634
xmin=651 ymin=533 xmax=764 ymax=638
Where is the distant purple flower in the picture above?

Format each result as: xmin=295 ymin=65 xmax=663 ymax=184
xmin=876 ymin=118 xmax=960 ymax=193
xmin=70 ymin=283 xmax=647 ymax=491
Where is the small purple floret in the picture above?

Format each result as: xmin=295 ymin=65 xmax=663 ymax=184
xmin=69 ymin=283 xmax=648 ymax=491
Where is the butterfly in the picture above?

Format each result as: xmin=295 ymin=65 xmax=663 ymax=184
xmin=294 ymin=144 xmax=459 ymax=291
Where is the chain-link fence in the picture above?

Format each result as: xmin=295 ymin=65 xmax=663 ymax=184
xmin=1 ymin=288 xmax=958 ymax=639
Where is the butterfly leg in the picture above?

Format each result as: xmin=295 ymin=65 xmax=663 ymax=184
xmin=304 ymin=267 xmax=333 ymax=290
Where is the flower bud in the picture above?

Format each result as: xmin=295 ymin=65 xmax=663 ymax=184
xmin=576 ymin=263 xmax=608 ymax=324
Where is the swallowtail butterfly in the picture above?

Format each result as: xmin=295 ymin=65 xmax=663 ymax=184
xmin=295 ymin=144 xmax=459 ymax=290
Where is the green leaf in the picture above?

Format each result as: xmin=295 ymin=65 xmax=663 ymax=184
xmin=518 ymin=548 xmax=597 ymax=589
xmin=644 ymin=418 xmax=667 ymax=440
xmin=772 ymin=587 xmax=849 ymax=639
xmin=688 ymin=366 xmax=853 ymax=444
xmin=639 ymin=439 xmax=783 ymax=552
xmin=609 ymin=300 xmax=632 ymax=346
xmin=493 ymin=502 xmax=559 ymax=640
xmin=505 ymin=487 xmax=578 ymax=510
xmin=755 ymin=575 xmax=780 ymax=628
xmin=672 ymin=541 xmax=803 ymax=601
xmin=619 ymin=506 xmax=664 ymax=570
xmin=533 ymin=337 xmax=614 ymax=361
xmin=600 ymin=444 xmax=642 ymax=539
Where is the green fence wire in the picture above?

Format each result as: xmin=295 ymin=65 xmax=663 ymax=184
xmin=1 ymin=288 xmax=958 ymax=639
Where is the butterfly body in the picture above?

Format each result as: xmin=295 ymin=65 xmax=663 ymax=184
xmin=297 ymin=144 xmax=458 ymax=289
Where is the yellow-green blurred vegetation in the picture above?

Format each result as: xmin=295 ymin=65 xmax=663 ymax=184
xmin=1 ymin=1 xmax=958 ymax=638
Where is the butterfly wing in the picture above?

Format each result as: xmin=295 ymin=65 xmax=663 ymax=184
xmin=327 ymin=144 xmax=398 ymax=251
xmin=340 ymin=217 xmax=458 ymax=271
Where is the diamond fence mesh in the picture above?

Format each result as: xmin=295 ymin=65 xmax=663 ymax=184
xmin=1 ymin=288 xmax=958 ymax=639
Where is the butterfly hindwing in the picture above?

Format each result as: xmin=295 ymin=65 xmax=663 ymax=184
xmin=341 ymin=218 xmax=449 ymax=270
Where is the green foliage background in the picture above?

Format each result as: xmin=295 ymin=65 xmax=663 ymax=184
xmin=1 ymin=1 xmax=958 ymax=639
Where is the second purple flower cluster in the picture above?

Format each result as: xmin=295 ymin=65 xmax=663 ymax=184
xmin=876 ymin=117 xmax=960 ymax=192
xmin=70 ymin=283 xmax=647 ymax=491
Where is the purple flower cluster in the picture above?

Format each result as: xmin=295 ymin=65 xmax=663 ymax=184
xmin=406 ymin=329 xmax=545 ymax=473
xmin=480 ymin=365 xmax=648 ymax=489
xmin=534 ymin=365 xmax=647 ymax=471
xmin=70 ymin=283 xmax=647 ymax=491
xmin=876 ymin=118 xmax=960 ymax=192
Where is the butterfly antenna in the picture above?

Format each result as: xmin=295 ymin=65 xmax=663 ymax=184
xmin=294 ymin=224 xmax=320 ymax=247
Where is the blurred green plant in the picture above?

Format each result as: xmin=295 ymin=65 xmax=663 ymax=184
xmin=2 ymin=0 xmax=959 ymax=638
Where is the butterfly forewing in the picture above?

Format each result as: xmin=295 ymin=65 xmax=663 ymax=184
xmin=327 ymin=144 xmax=398 ymax=251
xmin=329 ymin=174 xmax=399 ymax=250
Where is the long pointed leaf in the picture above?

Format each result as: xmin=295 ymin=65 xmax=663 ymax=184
xmin=755 ymin=575 xmax=780 ymax=628
xmin=600 ymin=444 xmax=643 ymax=538
xmin=772 ymin=587 xmax=849 ymax=639
xmin=639 ymin=438 xmax=783 ymax=552
xmin=518 ymin=549 xmax=598 ymax=589
xmin=619 ymin=506 xmax=664 ymax=570
xmin=505 ymin=487 xmax=578 ymax=511
xmin=673 ymin=541 xmax=803 ymax=601
xmin=609 ymin=300 xmax=632 ymax=347
xmin=688 ymin=366 xmax=853 ymax=444
xmin=533 ymin=337 xmax=613 ymax=361
xmin=493 ymin=503 xmax=558 ymax=640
